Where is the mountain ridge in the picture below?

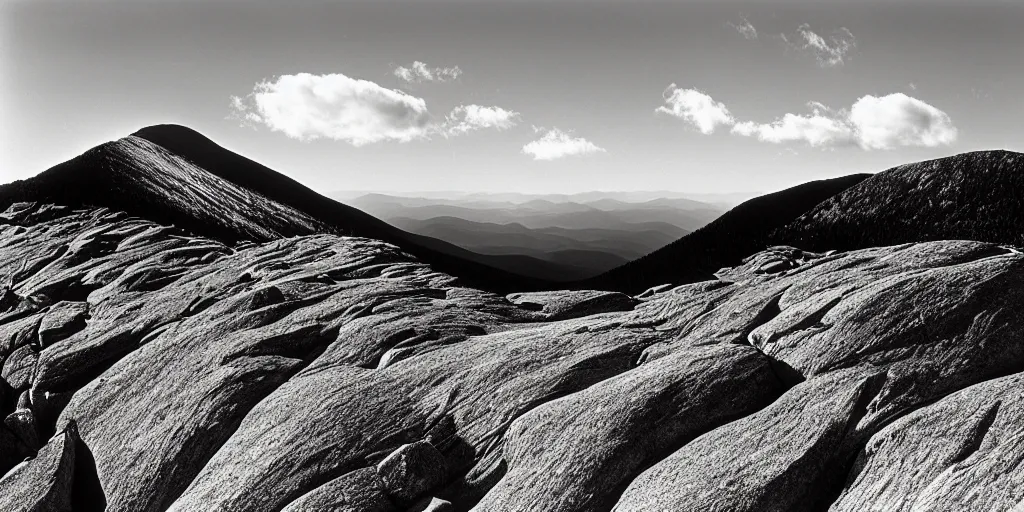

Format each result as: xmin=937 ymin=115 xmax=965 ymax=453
xmin=588 ymin=148 xmax=1024 ymax=294
xmin=0 ymin=125 xmax=557 ymax=293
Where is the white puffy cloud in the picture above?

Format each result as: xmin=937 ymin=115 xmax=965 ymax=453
xmin=444 ymin=104 xmax=520 ymax=135
xmin=732 ymin=94 xmax=956 ymax=149
xmin=656 ymin=85 xmax=735 ymax=134
xmin=661 ymin=85 xmax=957 ymax=150
xmin=731 ymin=114 xmax=857 ymax=147
xmin=230 ymin=73 xmax=433 ymax=146
xmin=784 ymin=24 xmax=857 ymax=67
xmin=522 ymin=128 xmax=606 ymax=160
xmin=393 ymin=61 xmax=463 ymax=83
xmin=730 ymin=101 xmax=856 ymax=147
xmin=727 ymin=17 xmax=758 ymax=40
xmin=847 ymin=93 xmax=957 ymax=150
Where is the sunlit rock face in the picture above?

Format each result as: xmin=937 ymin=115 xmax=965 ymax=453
xmin=1 ymin=202 xmax=1022 ymax=511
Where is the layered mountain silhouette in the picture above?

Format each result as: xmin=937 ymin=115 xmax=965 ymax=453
xmin=345 ymin=193 xmax=722 ymax=232
xmin=344 ymin=191 xmax=720 ymax=279
xmin=385 ymin=216 xmax=687 ymax=278
xmin=0 ymin=125 xmax=562 ymax=292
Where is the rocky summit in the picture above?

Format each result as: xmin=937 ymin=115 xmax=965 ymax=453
xmin=0 ymin=200 xmax=1021 ymax=511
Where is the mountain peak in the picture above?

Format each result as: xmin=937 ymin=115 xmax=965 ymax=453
xmin=132 ymin=123 xmax=217 ymax=146
xmin=0 ymin=126 xmax=553 ymax=292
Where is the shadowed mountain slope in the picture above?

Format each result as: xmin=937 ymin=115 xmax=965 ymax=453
xmin=776 ymin=150 xmax=1024 ymax=251
xmin=590 ymin=150 xmax=1024 ymax=294
xmin=0 ymin=125 xmax=555 ymax=292
xmin=585 ymin=174 xmax=871 ymax=293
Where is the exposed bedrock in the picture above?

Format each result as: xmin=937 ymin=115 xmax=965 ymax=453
xmin=1 ymin=203 xmax=1022 ymax=511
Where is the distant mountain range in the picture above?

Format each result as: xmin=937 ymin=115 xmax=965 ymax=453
xmin=330 ymin=190 xmax=756 ymax=209
xmin=339 ymin=192 xmax=724 ymax=279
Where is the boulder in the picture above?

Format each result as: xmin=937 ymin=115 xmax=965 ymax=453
xmin=2 ymin=345 xmax=37 ymax=390
xmin=280 ymin=467 xmax=396 ymax=512
xmin=506 ymin=290 xmax=637 ymax=319
xmin=37 ymin=301 xmax=89 ymax=347
xmin=4 ymin=407 xmax=40 ymax=451
xmin=0 ymin=424 xmax=77 ymax=512
xmin=376 ymin=441 xmax=447 ymax=505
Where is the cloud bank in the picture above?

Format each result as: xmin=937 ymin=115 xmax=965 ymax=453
xmin=660 ymin=87 xmax=957 ymax=150
xmin=393 ymin=61 xmax=463 ymax=83
xmin=656 ymin=85 xmax=735 ymax=134
xmin=231 ymin=73 xmax=523 ymax=145
xmin=522 ymin=128 xmax=605 ymax=160
xmin=784 ymin=24 xmax=857 ymax=67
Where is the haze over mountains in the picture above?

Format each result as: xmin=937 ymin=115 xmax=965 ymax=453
xmin=1 ymin=126 xmax=1023 ymax=510
xmin=343 ymin=192 xmax=726 ymax=280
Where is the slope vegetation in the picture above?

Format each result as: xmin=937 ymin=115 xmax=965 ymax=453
xmin=586 ymin=174 xmax=871 ymax=293
xmin=777 ymin=150 xmax=1024 ymax=250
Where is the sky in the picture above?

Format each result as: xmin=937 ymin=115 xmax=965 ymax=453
xmin=2 ymin=0 xmax=1022 ymax=195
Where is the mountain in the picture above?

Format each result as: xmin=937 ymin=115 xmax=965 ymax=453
xmin=2 ymin=201 xmax=1021 ymax=511
xmin=0 ymin=124 xmax=557 ymax=292
xmin=343 ymin=192 xmax=724 ymax=231
xmin=591 ymin=150 xmax=1024 ymax=294
xmin=776 ymin=150 xmax=1024 ymax=250
xmin=586 ymin=173 xmax=871 ymax=293
xmin=387 ymin=216 xmax=684 ymax=272
xmin=344 ymin=192 xmax=720 ymax=278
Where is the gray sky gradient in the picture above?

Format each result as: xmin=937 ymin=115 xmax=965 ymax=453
xmin=2 ymin=0 xmax=1022 ymax=195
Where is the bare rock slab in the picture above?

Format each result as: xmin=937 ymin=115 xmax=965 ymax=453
xmin=0 ymin=424 xmax=77 ymax=512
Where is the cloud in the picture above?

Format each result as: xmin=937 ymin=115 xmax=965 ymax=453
xmin=661 ymin=86 xmax=957 ymax=150
xmin=731 ymin=113 xmax=857 ymax=147
xmin=522 ymin=128 xmax=606 ymax=160
xmin=656 ymin=85 xmax=735 ymax=134
xmin=847 ymin=93 xmax=957 ymax=149
xmin=727 ymin=17 xmax=758 ymax=40
xmin=444 ymin=104 xmax=520 ymax=135
xmin=228 ymin=95 xmax=263 ymax=126
xmin=230 ymin=73 xmax=434 ymax=146
xmin=784 ymin=24 xmax=857 ymax=67
xmin=393 ymin=61 xmax=463 ymax=83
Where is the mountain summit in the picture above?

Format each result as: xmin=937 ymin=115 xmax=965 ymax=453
xmin=0 ymin=125 xmax=552 ymax=293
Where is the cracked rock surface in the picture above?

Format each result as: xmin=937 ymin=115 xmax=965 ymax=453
xmin=1 ymin=202 xmax=1023 ymax=511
